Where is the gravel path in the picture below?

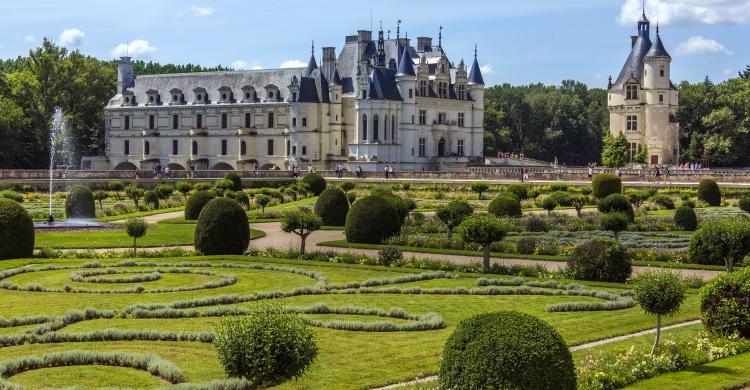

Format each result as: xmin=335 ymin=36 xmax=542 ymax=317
xmin=110 ymin=210 xmax=184 ymax=224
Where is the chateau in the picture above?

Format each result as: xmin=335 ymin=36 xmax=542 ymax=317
xmin=608 ymin=11 xmax=679 ymax=165
xmin=101 ymin=24 xmax=485 ymax=172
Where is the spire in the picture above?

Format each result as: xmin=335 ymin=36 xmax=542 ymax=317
xmin=332 ymin=65 xmax=342 ymax=85
xmin=468 ymin=44 xmax=485 ymax=85
xmin=396 ymin=41 xmax=415 ymax=77
xmin=305 ymin=41 xmax=318 ymax=77
xmin=396 ymin=19 xmax=401 ymax=40
xmin=438 ymin=25 xmax=443 ymax=52
xmin=646 ymin=22 xmax=671 ymax=59
xmin=376 ymin=21 xmax=386 ymax=68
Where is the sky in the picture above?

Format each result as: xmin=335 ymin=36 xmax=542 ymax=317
xmin=0 ymin=0 xmax=748 ymax=87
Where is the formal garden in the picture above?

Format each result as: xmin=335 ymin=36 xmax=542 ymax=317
xmin=1 ymin=173 xmax=750 ymax=389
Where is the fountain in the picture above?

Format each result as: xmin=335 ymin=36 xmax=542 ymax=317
xmin=47 ymin=107 xmax=64 ymax=224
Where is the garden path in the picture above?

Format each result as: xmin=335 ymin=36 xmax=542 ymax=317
xmin=110 ymin=210 xmax=184 ymax=224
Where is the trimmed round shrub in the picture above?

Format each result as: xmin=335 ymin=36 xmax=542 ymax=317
xmin=301 ymin=173 xmax=326 ymax=196
xmin=194 ymin=197 xmax=250 ymax=255
xmin=143 ymin=191 xmax=159 ymax=210
xmin=345 ymin=195 xmax=401 ymax=244
xmin=688 ymin=220 xmax=750 ymax=270
xmin=506 ymin=184 xmax=529 ymax=200
xmin=700 ymin=267 xmax=750 ymax=338
xmin=567 ymin=238 xmax=632 ymax=282
xmin=488 ymin=193 xmax=522 ymax=218
xmin=439 ymin=311 xmax=575 ymax=390
xmin=370 ymin=187 xmax=413 ymax=223
xmin=698 ymin=179 xmax=721 ymax=206
xmin=227 ymin=191 xmax=250 ymax=209
xmin=314 ymin=188 xmax=349 ymax=226
xmin=674 ymin=206 xmax=698 ymax=231
xmin=739 ymin=196 xmax=750 ymax=213
xmin=224 ymin=172 xmax=243 ymax=191
xmin=516 ymin=237 xmax=539 ymax=255
xmin=214 ymin=303 xmax=318 ymax=385
xmin=65 ymin=185 xmax=95 ymax=218
xmin=154 ymin=184 xmax=174 ymax=200
xmin=598 ymin=193 xmax=634 ymax=221
xmin=0 ymin=198 xmax=34 ymax=259
xmin=592 ymin=173 xmax=622 ymax=199
xmin=185 ymin=190 xmax=215 ymax=220
xmin=548 ymin=191 xmax=573 ymax=207
xmin=650 ymin=194 xmax=676 ymax=209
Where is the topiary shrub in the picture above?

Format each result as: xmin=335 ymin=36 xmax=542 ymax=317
xmin=548 ymin=191 xmax=573 ymax=207
xmin=378 ymin=245 xmax=403 ymax=266
xmin=650 ymin=194 xmax=675 ymax=209
xmin=65 ymin=185 xmax=95 ymax=218
xmin=301 ymin=173 xmax=326 ymax=196
xmin=224 ymin=172 xmax=243 ymax=191
xmin=688 ymin=220 xmax=750 ymax=272
xmin=345 ymin=195 xmax=401 ymax=244
xmin=506 ymin=184 xmax=529 ymax=200
xmin=567 ymin=238 xmax=632 ymax=282
xmin=154 ymin=184 xmax=174 ymax=200
xmin=698 ymin=179 xmax=721 ymax=206
xmin=370 ymin=187 xmax=413 ymax=223
xmin=143 ymin=191 xmax=159 ymax=210
xmin=739 ymin=196 xmax=750 ymax=213
xmin=439 ymin=311 xmax=575 ymax=390
xmin=314 ymin=188 xmax=349 ymax=226
xmin=488 ymin=193 xmax=522 ymax=218
xmin=0 ymin=198 xmax=34 ymax=259
xmin=185 ymin=191 xmax=215 ymax=220
xmin=700 ymin=267 xmax=750 ymax=339
xmin=598 ymin=193 xmax=634 ymax=221
xmin=516 ymin=237 xmax=539 ymax=255
xmin=674 ymin=206 xmax=698 ymax=231
xmin=592 ymin=173 xmax=622 ymax=199
xmin=194 ymin=197 xmax=250 ymax=255
xmin=214 ymin=303 xmax=318 ymax=386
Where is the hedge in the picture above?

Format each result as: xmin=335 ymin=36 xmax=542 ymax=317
xmin=592 ymin=173 xmax=622 ymax=199
xmin=65 ymin=185 xmax=95 ymax=218
xmin=345 ymin=195 xmax=401 ymax=244
xmin=314 ymin=188 xmax=349 ymax=226
xmin=185 ymin=191 xmax=215 ymax=220
xmin=194 ymin=198 xmax=250 ymax=255
xmin=0 ymin=199 xmax=34 ymax=259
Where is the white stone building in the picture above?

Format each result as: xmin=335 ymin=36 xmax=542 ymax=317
xmin=608 ymin=12 xmax=679 ymax=165
xmin=102 ymin=24 xmax=485 ymax=172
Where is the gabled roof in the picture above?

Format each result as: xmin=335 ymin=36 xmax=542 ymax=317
xmin=646 ymin=29 xmax=671 ymax=59
xmin=468 ymin=57 xmax=484 ymax=85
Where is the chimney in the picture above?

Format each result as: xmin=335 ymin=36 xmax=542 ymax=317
xmin=631 ymin=36 xmax=638 ymax=48
xmin=417 ymin=37 xmax=432 ymax=52
xmin=356 ymin=30 xmax=372 ymax=62
xmin=117 ymin=56 xmax=133 ymax=94
xmin=321 ymin=47 xmax=336 ymax=81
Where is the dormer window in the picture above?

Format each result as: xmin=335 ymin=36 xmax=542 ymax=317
xmin=145 ymin=89 xmax=161 ymax=106
xmin=625 ymin=84 xmax=639 ymax=100
xmin=169 ymin=88 xmax=184 ymax=105
xmin=241 ymin=86 xmax=257 ymax=103
xmin=218 ymin=86 xmax=233 ymax=103
xmin=457 ymin=84 xmax=466 ymax=100
xmin=264 ymin=84 xmax=280 ymax=102
xmin=193 ymin=87 xmax=208 ymax=104
xmin=121 ymin=90 xmax=136 ymax=107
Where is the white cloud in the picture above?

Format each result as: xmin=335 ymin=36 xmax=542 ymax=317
xmin=280 ymin=59 xmax=306 ymax=68
xmin=190 ymin=6 xmax=214 ymax=17
xmin=617 ymin=0 xmax=750 ymax=26
xmin=250 ymin=65 xmax=263 ymax=70
xmin=674 ymin=36 xmax=733 ymax=56
xmin=480 ymin=64 xmax=495 ymax=75
xmin=232 ymin=60 xmax=263 ymax=70
xmin=111 ymin=39 xmax=157 ymax=58
xmin=23 ymin=34 xmax=36 ymax=44
xmin=59 ymin=28 xmax=85 ymax=47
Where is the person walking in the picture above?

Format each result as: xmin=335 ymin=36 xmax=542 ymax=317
xmin=522 ymin=167 xmax=529 ymax=182
xmin=384 ymin=165 xmax=390 ymax=179
xmin=588 ymin=165 xmax=593 ymax=179
xmin=388 ymin=165 xmax=394 ymax=179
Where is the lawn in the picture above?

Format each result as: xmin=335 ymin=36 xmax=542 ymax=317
xmin=0 ymin=255 xmax=707 ymax=389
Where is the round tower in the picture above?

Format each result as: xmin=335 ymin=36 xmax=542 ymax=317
xmin=643 ymin=24 xmax=671 ymax=91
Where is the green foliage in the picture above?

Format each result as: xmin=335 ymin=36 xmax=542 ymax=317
xmin=125 ymin=184 xmax=144 ymax=207
xmin=92 ymin=189 xmax=108 ymax=211
xmin=107 ymin=180 xmax=124 ymax=197
xmin=458 ymin=214 xmax=508 ymax=272
xmin=688 ymin=220 xmax=750 ymax=272
xmin=698 ymin=179 xmax=721 ymax=206
xmin=436 ymin=200 xmax=474 ymax=239
xmin=592 ymin=173 xmax=622 ymax=198
xmin=567 ymin=238 xmax=632 ymax=282
xmin=632 ymin=270 xmax=687 ymax=352
xmin=524 ymin=216 xmax=548 ymax=232
xmin=439 ymin=311 xmax=575 ymax=390
xmin=633 ymin=143 xmax=648 ymax=163
xmin=739 ymin=196 xmax=750 ymax=213
xmin=346 ymin=192 xmax=356 ymax=205
xmin=506 ymin=183 xmax=529 ymax=200
xmin=175 ymin=181 xmax=193 ymax=200
xmin=548 ymin=190 xmax=573 ymax=206
xmin=650 ymin=194 xmax=675 ymax=209
xmin=488 ymin=193 xmax=522 ymax=218
xmin=281 ymin=210 xmax=322 ymax=255
xmin=224 ymin=172 xmax=243 ymax=191
xmin=125 ymin=217 xmax=148 ymax=253
xmin=214 ymin=179 xmax=234 ymax=195
xmin=254 ymin=194 xmax=271 ymax=216
xmin=674 ymin=206 xmax=698 ymax=231
xmin=314 ymin=188 xmax=349 ymax=226
xmin=541 ymin=196 xmax=558 ymax=215
xmin=226 ymin=191 xmax=250 ymax=209
xmin=601 ymin=133 xmax=629 ymax=167
xmin=301 ymin=173 xmax=326 ymax=196
xmin=370 ymin=187 xmax=414 ymax=223
xmin=600 ymin=212 xmax=630 ymax=240
xmin=345 ymin=195 xmax=401 ymax=244
xmin=143 ymin=190 xmax=159 ymax=210
xmin=339 ymin=181 xmax=355 ymax=192
xmin=154 ymin=183 xmax=174 ymax=200
xmin=213 ymin=303 xmax=317 ymax=386
xmin=570 ymin=194 xmax=588 ymax=216
xmin=0 ymin=198 xmax=34 ymax=259
xmin=185 ymin=191 xmax=215 ymax=220
xmin=194 ymin=198 xmax=250 ymax=255
xmin=65 ymin=185 xmax=95 ymax=218
xmin=194 ymin=182 xmax=213 ymax=191
xmin=516 ymin=237 xmax=539 ymax=255
xmin=626 ymin=189 xmax=649 ymax=209
xmin=377 ymin=245 xmax=403 ymax=266
xmin=700 ymin=267 xmax=750 ymax=338
xmin=469 ymin=182 xmax=489 ymax=199
xmin=598 ymin=193 xmax=634 ymax=221
xmin=0 ymin=190 xmax=23 ymax=203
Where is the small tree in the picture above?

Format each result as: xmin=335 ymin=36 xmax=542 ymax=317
xmin=281 ymin=210 xmax=322 ymax=255
xmin=570 ymin=194 xmax=588 ymax=217
xmin=601 ymin=133 xmax=629 ymax=168
xmin=631 ymin=271 xmax=686 ymax=354
xmin=688 ymin=220 xmax=750 ymax=272
xmin=626 ymin=190 xmax=649 ymax=210
xmin=339 ymin=181 xmax=356 ymax=192
xmin=125 ymin=217 xmax=148 ymax=255
xmin=633 ymin=144 xmax=648 ymax=164
xmin=295 ymin=182 xmax=310 ymax=198
xmin=458 ymin=215 xmax=507 ymax=273
xmin=600 ymin=212 xmax=630 ymax=241
xmin=254 ymin=194 xmax=271 ymax=216
xmin=154 ymin=183 xmax=174 ymax=200
xmin=436 ymin=200 xmax=474 ymax=240
xmin=739 ymin=196 xmax=750 ymax=213
xmin=214 ymin=179 xmax=234 ymax=196
xmin=541 ymin=197 xmax=557 ymax=217
xmin=470 ymin=182 xmax=490 ymax=200
xmin=125 ymin=184 xmax=144 ymax=207
xmin=175 ymin=181 xmax=194 ymax=202
xmin=92 ymin=190 xmax=108 ymax=213
xmin=108 ymin=180 xmax=125 ymax=199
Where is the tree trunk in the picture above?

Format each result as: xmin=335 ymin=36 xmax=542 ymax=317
xmin=726 ymin=257 xmax=734 ymax=273
xmin=447 ymin=227 xmax=453 ymax=241
xmin=576 ymin=208 xmax=582 ymax=217
xmin=651 ymin=315 xmax=661 ymax=354
xmin=300 ymin=235 xmax=306 ymax=256
xmin=614 ymin=231 xmax=619 ymax=241
xmin=482 ymin=246 xmax=490 ymax=273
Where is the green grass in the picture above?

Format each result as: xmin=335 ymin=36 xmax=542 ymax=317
xmin=624 ymin=351 xmax=750 ymax=389
xmin=97 ymin=206 xmax=184 ymax=222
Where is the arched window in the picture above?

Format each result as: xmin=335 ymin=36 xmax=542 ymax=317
xmin=240 ymin=141 xmax=247 ymax=156
xmin=384 ymin=115 xmax=388 ymax=140
xmin=192 ymin=141 xmax=198 ymax=155
xmin=362 ymin=114 xmax=368 ymax=140
xmin=144 ymin=141 xmax=150 ymax=155
xmin=373 ymin=114 xmax=379 ymax=140
xmin=391 ymin=116 xmax=396 ymax=141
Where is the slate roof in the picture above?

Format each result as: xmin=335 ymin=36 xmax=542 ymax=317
xmin=646 ymin=29 xmax=671 ymax=59
xmin=612 ymin=32 xmax=652 ymax=89
xmin=396 ymin=44 xmax=416 ymax=76
xmin=468 ymin=57 xmax=484 ymax=85
xmin=367 ymin=67 xmax=401 ymax=100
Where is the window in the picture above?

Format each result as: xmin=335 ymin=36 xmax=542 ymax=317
xmin=418 ymin=138 xmax=426 ymax=157
xmin=373 ymin=114 xmax=379 ymax=140
xmin=302 ymin=146 xmax=307 ymax=155
xmin=221 ymin=113 xmax=228 ymax=129
xmin=384 ymin=115 xmax=388 ymax=140
xmin=267 ymin=139 xmax=274 ymax=155
xmin=458 ymin=113 xmax=465 ymax=127
xmin=267 ymin=112 xmax=274 ymax=128
xmin=124 ymin=116 xmax=130 ymax=130
xmin=629 ymin=143 xmax=638 ymax=161
xmin=361 ymin=90 xmax=367 ymax=99
xmin=244 ymin=113 xmax=251 ymax=128
xmin=172 ymin=115 xmax=178 ymax=130
xmin=458 ymin=84 xmax=466 ymax=100
xmin=240 ymin=141 xmax=247 ymax=156
xmin=419 ymin=80 xmax=427 ymax=96
xmin=124 ymin=140 xmax=129 ymax=155
xmin=144 ymin=141 xmax=150 ymax=155
xmin=148 ymin=115 xmax=155 ymax=130
xmin=292 ymin=92 xmax=297 ymax=101
xmin=438 ymin=82 xmax=447 ymax=98
xmin=302 ymin=117 xmax=307 ymax=127
xmin=196 ymin=114 xmax=203 ymax=129
xmin=419 ymin=110 xmax=427 ymax=125
xmin=292 ymin=145 xmax=297 ymax=155
xmin=391 ymin=116 xmax=396 ymax=140
xmin=362 ymin=114 xmax=368 ymax=139
xmin=268 ymin=91 xmax=274 ymax=99
xmin=411 ymin=115 xmax=415 ymax=124
xmin=409 ymin=89 xmax=413 ymax=98
xmin=626 ymin=85 xmax=639 ymax=100
xmin=438 ymin=113 xmax=446 ymax=125
xmin=220 ymin=139 xmax=227 ymax=155
xmin=292 ymin=118 xmax=297 ymax=127
xmin=626 ymin=115 xmax=638 ymax=131
xmin=659 ymin=94 xmax=664 ymax=104
xmin=172 ymin=140 xmax=178 ymax=155
xmin=660 ymin=65 xmax=665 ymax=77
xmin=457 ymin=139 xmax=464 ymax=156
xmin=192 ymin=141 xmax=198 ymax=155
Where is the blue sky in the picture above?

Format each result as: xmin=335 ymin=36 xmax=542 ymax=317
xmin=1 ymin=0 xmax=748 ymax=87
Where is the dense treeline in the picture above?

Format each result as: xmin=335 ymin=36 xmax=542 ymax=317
xmin=483 ymin=81 xmax=609 ymax=166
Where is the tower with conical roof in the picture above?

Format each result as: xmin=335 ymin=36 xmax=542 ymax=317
xmin=607 ymin=11 xmax=679 ymax=165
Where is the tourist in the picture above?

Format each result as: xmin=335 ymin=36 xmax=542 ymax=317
xmin=588 ymin=166 xmax=593 ymax=179
xmin=307 ymin=163 xmax=313 ymax=174
xmin=655 ymin=166 xmax=661 ymax=181
xmin=384 ymin=165 xmax=389 ymax=179
xmin=522 ymin=167 xmax=529 ymax=182
xmin=164 ymin=166 xmax=171 ymax=179
xmin=615 ymin=168 xmax=622 ymax=177
xmin=388 ymin=165 xmax=394 ymax=179
xmin=356 ymin=165 xmax=363 ymax=179
xmin=190 ymin=165 xmax=196 ymax=179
